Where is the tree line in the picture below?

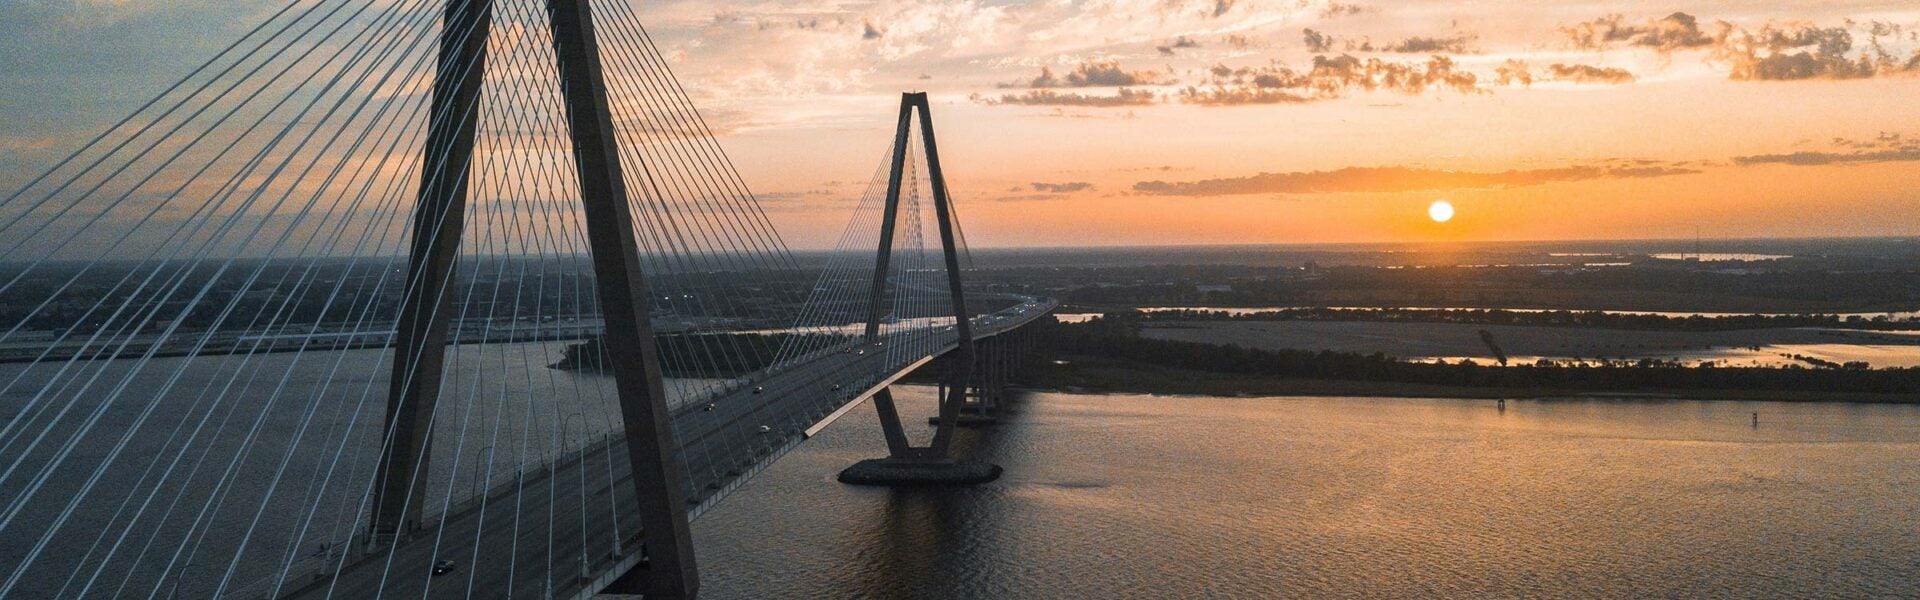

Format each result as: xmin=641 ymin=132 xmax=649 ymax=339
xmin=1037 ymin=316 xmax=1920 ymax=395
xmin=1135 ymin=307 xmax=1920 ymax=331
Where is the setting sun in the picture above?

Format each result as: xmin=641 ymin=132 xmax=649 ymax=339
xmin=1428 ymin=200 xmax=1455 ymax=223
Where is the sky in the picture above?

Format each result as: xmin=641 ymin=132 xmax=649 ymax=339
xmin=3 ymin=0 xmax=1919 ymax=249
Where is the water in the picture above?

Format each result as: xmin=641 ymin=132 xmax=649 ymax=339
xmin=695 ymin=388 xmax=1920 ymax=598
xmin=0 ymin=341 xmax=721 ymax=598
xmin=6 ymin=344 xmax=1918 ymax=598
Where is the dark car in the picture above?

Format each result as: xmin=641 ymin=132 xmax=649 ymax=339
xmin=431 ymin=560 xmax=457 ymax=576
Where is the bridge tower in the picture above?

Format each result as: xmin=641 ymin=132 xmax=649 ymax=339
xmin=369 ymin=0 xmax=698 ymax=597
xmin=839 ymin=92 xmax=1003 ymax=486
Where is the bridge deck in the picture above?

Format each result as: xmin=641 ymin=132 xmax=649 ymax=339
xmin=275 ymin=299 xmax=1054 ymax=599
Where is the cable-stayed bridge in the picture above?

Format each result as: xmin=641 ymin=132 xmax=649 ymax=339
xmin=0 ymin=0 xmax=1053 ymax=598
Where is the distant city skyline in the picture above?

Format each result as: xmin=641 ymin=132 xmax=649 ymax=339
xmin=2 ymin=0 xmax=1918 ymax=249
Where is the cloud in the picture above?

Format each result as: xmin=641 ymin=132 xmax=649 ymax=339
xmin=971 ymin=88 xmax=1159 ymax=107
xmin=1157 ymin=35 xmax=1203 ymax=55
xmin=1176 ymin=54 xmax=1486 ymax=106
xmin=1495 ymin=59 xmax=1533 ymax=86
xmin=993 ymin=193 xmax=1072 ymax=202
xmin=754 ymin=188 xmax=856 ymax=212
xmin=1717 ymin=22 xmax=1915 ymax=81
xmin=1132 ymin=131 xmax=1920 ymax=197
xmin=1132 ymin=164 xmax=1700 ymax=196
xmin=1301 ymin=29 xmax=1477 ymax=54
xmin=1560 ymin=12 xmax=1718 ymax=52
xmin=1733 ymin=133 xmax=1920 ymax=165
xmin=1211 ymin=0 xmax=1236 ymax=19
xmin=1179 ymin=85 xmax=1312 ymax=105
xmin=1014 ymin=60 xmax=1164 ymax=88
xmin=1027 ymin=181 xmax=1094 ymax=193
xmin=1548 ymin=63 xmax=1636 ymax=84
xmin=1320 ymin=3 xmax=1368 ymax=19
xmin=1732 ymin=148 xmax=1920 ymax=166
xmin=1304 ymin=54 xmax=1481 ymax=95
xmin=1558 ymin=12 xmax=1920 ymax=81
xmin=1303 ymin=29 xmax=1335 ymax=53
xmin=1383 ymin=34 xmax=1476 ymax=54
xmin=1833 ymin=132 xmax=1908 ymax=149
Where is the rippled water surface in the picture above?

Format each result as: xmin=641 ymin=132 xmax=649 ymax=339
xmin=695 ymin=389 xmax=1920 ymax=598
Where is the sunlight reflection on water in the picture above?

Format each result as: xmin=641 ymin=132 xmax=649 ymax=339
xmin=696 ymin=388 xmax=1920 ymax=598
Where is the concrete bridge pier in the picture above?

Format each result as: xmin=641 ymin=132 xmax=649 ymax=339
xmin=931 ymin=330 xmax=1034 ymax=427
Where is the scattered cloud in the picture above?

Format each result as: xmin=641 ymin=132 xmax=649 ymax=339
xmin=1303 ymin=28 xmax=1335 ymax=53
xmin=971 ymin=88 xmax=1159 ymax=107
xmin=1302 ymin=29 xmax=1477 ymax=54
xmin=1012 ymin=60 xmax=1164 ymax=88
xmin=1833 ymin=132 xmax=1909 ymax=149
xmin=1132 ymin=131 xmax=1920 ymax=198
xmin=1178 ymin=54 xmax=1482 ymax=106
xmin=1557 ymin=12 xmax=1920 ymax=81
xmin=1732 ymin=148 xmax=1920 ymax=166
xmin=755 ymin=188 xmax=855 ymax=212
xmin=1560 ymin=12 xmax=1717 ymax=52
xmin=1210 ymin=0 xmax=1236 ymax=19
xmin=1026 ymin=181 xmax=1094 ymax=193
xmin=1305 ymin=53 xmax=1482 ymax=95
xmin=1548 ymin=63 xmax=1636 ymax=84
xmin=1383 ymin=34 xmax=1476 ymax=54
xmin=1319 ymin=2 xmax=1368 ymax=19
xmin=993 ymin=193 xmax=1069 ymax=202
xmin=1495 ymin=59 xmax=1533 ymax=86
xmin=1157 ymin=35 xmax=1203 ymax=55
xmin=1179 ymin=85 xmax=1312 ymax=106
xmin=1133 ymin=164 xmax=1700 ymax=196
xmin=1718 ymin=22 xmax=1919 ymax=80
xmin=1734 ymin=132 xmax=1920 ymax=165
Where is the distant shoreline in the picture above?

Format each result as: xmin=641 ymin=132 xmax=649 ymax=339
xmin=1062 ymin=304 xmax=1920 ymax=321
xmin=1023 ymin=356 xmax=1920 ymax=404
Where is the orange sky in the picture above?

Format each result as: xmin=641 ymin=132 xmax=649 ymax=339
xmin=644 ymin=1 xmax=1920 ymax=248
xmin=2 ymin=0 xmax=1918 ymax=249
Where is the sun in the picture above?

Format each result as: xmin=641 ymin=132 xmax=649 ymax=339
xmin=1428 ymin=200 xmax=1455 ymax=223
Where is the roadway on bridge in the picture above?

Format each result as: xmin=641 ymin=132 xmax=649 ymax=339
xmin=276 ymin=299 xmax=1053 ymax=599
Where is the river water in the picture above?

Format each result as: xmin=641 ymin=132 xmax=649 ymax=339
xmin=4 ymin=340 xmax=1917 ymax=597
xmin=694 ymin=387 xmax=1920 ymax=598
xmin=0 ymin=341 xmax=718 ymax=598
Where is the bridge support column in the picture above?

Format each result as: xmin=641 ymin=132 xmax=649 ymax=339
xmin=372 ymin=0 xmax=492 ymax=543
xmin=932 ymin=339 xmax=1001 ymax=427
xmin=840 ymin=92 xmax=1001 ymax=487
xmin=371 ymin=0 xmax=697 ymax=595
xmin=548 ymin=0 xmax=698 ymax=596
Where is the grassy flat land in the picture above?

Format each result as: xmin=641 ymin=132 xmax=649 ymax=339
xmin=1284 ymin=287 xmax=1914 ymax=314
xmin=1026 ymin=354 xmax=1920 ymax=404
xmin=1138 ymin=320 xmax=1920 ymax=367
